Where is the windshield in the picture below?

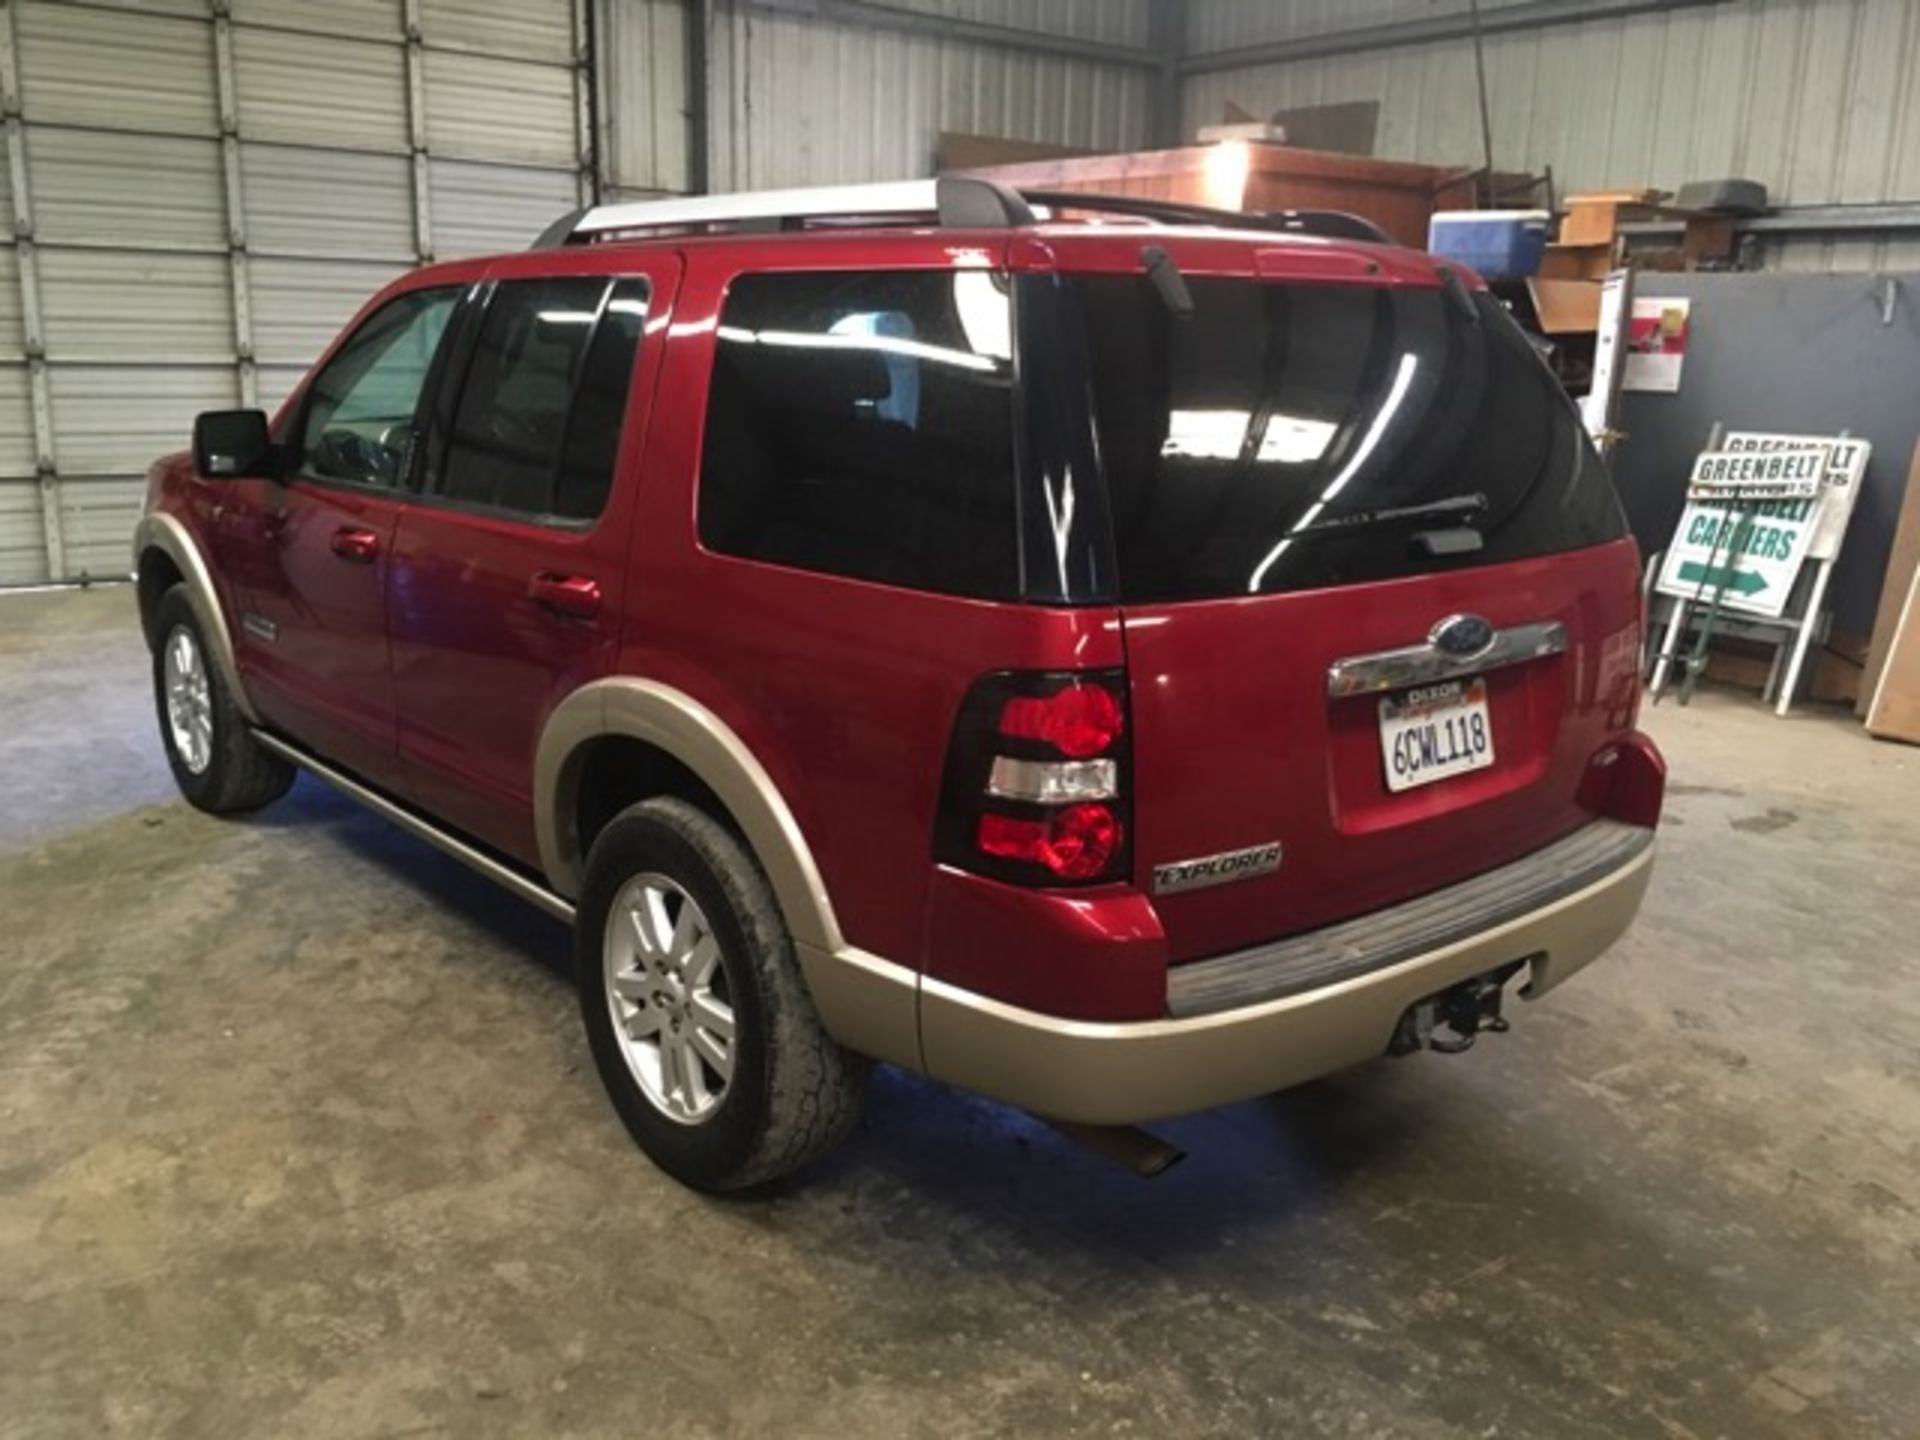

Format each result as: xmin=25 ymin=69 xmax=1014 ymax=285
xmin=1070 ymin=275 xmax=1626 ymax=603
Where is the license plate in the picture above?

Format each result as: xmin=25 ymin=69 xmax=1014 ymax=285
xmin=1379 ymin=678 xmax=1494 ymax=793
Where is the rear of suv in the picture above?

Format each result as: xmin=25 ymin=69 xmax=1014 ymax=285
xmin=135 ymin=177 xmax=1662 ymax=1191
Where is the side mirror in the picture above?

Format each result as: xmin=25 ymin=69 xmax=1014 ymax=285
xmin=192 ymin=409 xmax=279 ymax=479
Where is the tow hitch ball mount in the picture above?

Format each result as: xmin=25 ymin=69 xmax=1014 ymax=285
xmin=1388 ymin=958 xmax=1532 ymax=1057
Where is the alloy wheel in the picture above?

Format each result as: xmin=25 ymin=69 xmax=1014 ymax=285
xmin=162 ymin=624 xmax=214 ymax=775
xmin=603 ymin=873 xmax=736 ymax=1124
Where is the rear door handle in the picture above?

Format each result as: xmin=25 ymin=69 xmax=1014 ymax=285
xmin=529 ymin=572 xmax=602 ymax=619
xmin=329 ymin=526 xmax=380 ymax=563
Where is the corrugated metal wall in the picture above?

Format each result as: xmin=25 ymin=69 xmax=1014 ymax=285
xmin=1183 ymin=0 xmax=1920 ymax=274
xmin=0 ymin=0 xmax=1158 ymax=586
xmin=0 ymin=0 xmax=591 ymax=587
xmin=601 ymin=0 xmax=1156 ymax=198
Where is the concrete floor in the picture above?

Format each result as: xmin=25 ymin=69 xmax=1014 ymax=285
xmin=3 ymin=587 xmax=1917 ymax=1440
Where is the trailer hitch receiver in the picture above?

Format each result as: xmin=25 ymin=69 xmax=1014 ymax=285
xmin=1387 ymin=958 xmax=1530 ymax=1057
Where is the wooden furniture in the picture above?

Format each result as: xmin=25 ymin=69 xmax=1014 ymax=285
xmin=1861 ymin=441 xmax=1920 ymax=723
xmin=1544 ymin=189 xmax=1739 ymax=278
xmin=971 ymin=143 xmax=1476 ymax=249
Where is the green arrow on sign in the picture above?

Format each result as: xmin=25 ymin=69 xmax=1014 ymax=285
xmin=1677 ymin=560 xmax=1769 ymax=596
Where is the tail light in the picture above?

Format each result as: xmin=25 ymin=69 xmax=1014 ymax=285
xmin=936 ymin=670 xmax=1131 ymax=886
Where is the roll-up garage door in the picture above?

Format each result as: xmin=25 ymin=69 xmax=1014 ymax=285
xmin=0 ymin=0 xmax=593 ymax=586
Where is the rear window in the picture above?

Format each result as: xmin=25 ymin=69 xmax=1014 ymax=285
xmin=1073 ymin=275 xmax=1626 ymax=603
xmin=698 ymin=269 xmax=1019 ymax=599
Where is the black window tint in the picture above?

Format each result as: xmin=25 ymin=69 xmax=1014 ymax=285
xmin=440 ymin=277 xmax=608 ymax=517
xmin=298 ymin=287 xmax=456 ymax=488
xmin=553 ymin=279 xmax=649 ymax=521
xmin=697 ymin=269 xmax=1018 ymax=599
xmin=1076 ymin=276 xmax=1627 ymax=602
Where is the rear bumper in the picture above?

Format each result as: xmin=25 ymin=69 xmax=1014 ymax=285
xmin=912 ymin=824 xmax=1655 ymax=1125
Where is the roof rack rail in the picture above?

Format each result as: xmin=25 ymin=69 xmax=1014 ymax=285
xmin=530 ymin=173 xmax=1391 ymax=248
xmin=1015 ymin=190 xmax=1392 ymax=244
xmin=533 ymin=175 xmax=1032 ymax=247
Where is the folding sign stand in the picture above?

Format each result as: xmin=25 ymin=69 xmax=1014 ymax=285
xmin=1646 ymin=428 xmax=1869 ymax=717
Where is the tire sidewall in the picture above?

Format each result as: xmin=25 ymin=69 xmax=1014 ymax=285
xmin=575 ymin=803 xmax=779 ymax=1190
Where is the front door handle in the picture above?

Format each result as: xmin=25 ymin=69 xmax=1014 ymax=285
xmin=529 ymin=572 xmax=602 ymax=620
xmin=329 ymin=526 xmax=380 ymax=564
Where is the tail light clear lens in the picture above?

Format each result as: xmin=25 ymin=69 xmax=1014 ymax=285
xmin=936 ymin=669 xmax=1130 ymax=887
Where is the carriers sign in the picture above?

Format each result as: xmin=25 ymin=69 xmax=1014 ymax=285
xmin=1656 ymin=435 xmax=1872 ymax=619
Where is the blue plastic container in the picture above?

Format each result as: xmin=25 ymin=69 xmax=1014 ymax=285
xmin=1427 ymin=209 xmax=1550 ymax=280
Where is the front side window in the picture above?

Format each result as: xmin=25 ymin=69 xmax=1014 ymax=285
xmin=435 ymin=276 xmax=649 ymax=522
xmin=697 ymin=269 xmax=1018 ymax=599
xmin=297 ymin=287 xmax=457 ymax=488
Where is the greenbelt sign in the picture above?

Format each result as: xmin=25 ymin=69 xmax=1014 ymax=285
xmin=1654 ymin=435 xmax=1871 ymax=620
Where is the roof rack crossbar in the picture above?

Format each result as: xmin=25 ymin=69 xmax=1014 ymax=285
xmin=531 ymin=174 xmax=1387 ymax=248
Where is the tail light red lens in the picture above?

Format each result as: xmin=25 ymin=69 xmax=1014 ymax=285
xmin=998 ymin=683 xmax=1124 ymax=759
xmin=936 ymin=669 xmax=1131 ymax=888
xmin=977 ymin=803 xmax=1123 ymax=880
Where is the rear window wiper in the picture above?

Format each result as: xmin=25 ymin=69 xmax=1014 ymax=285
xmin=1285 ymin=492 xmax=1488 ymax=542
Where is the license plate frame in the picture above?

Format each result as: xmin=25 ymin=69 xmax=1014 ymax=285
xmin=1378 ymin=677 xmax=1495 ymax=793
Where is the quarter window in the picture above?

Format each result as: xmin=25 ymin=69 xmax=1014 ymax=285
xmin=697 ymin=269 xmax=1019 ymax=599
xmin=436 ymin=276 xmax=649 ymax=522
xmin=297 ymin=287 xmax=457 ymax=488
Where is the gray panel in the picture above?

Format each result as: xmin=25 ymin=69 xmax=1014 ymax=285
xmin=59 ymin=0 xmax=208 ymax=15
xmin=233 ymin=27 xmax=408 ymax=154
xmin=601 ymin=0 xmax=689 ymax=195
xmin=0 ymin=366 xmax=37 ymax=477
xmin=1613 ymin=272 xmax=1920 ymax=636
xmin=423 ymin=49 xmax=578 ymax=167
xmin=27 ymin=127 xmax=225 ymax=251
xmin=249 ymin=257 xmax=408 ymax=366
xmin=1181 ymin=0 xmax=1920 ymax=264
xmin=240 ymin=143 xmax=415 ymax=260
xmin=256 ymin=364 xmax=311 ymax=420
xmin=428 ymin=159 xmax=579 ymax=257
xmin=56 ymin=476 xmax=147 ymax=581
xmin=49 ymin=366 xmax=238 ymax=475
xmin=707 ymin=7 xmax=1151 ymax=190
xmin=0 ymin=248 xmax=24 ymax=360
xmin=419 ymin=0 xmax=576 ymax=63
xmin=230 ymin=0 xmax=402 ymax=40
xmin=0 ymin=477 xmax=49 ymax=586
xmin=13 ymin=2 xmax=216 ymax=137
xmin=36 ymin=249 xmax=235 ymax=363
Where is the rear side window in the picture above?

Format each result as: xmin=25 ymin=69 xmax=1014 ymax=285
xmin=436 ymin=276 xmax=649 ymax=522
xmin=1073 ymin=276 xmax=1626 ymax=602
xmin=697 ymin=269 xmax=1018 ymax=599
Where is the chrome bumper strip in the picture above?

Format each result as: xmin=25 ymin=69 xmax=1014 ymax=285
xmin=1326 ymin=620 xmax=1567 ymax=698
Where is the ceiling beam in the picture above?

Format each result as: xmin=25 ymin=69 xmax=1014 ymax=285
xmin=1181 ymin=0 xmax=1735 ymax=76
xmin=744 ymin=0 xmax=1161 ymax=70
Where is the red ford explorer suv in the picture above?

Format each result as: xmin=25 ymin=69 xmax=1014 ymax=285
xmin=136 ymin=177 xmax=1662 ymax=1190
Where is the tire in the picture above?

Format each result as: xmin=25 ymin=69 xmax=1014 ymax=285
xmin=575 ymin=796 xmax=869 ymax=1191
xmin=151 ymin=584 xmax=295 ymax=815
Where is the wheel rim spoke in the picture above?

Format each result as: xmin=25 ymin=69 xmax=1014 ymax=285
xmin=689 ymin=1024 xmax=731 ymax=1083
xmin=689 ymin=992 xmax=733 ymax=1043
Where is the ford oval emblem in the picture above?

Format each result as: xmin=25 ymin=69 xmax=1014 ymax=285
xmin=1431 ymin=613 xmax=1496 ymax=658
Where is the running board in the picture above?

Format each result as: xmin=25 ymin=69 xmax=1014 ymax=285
xmin=250 ymin=729 xmax=577 ymax=923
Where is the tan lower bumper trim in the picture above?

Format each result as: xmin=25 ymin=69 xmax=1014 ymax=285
xmin=914 ymin=841 xmax=1655 ymax=1126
